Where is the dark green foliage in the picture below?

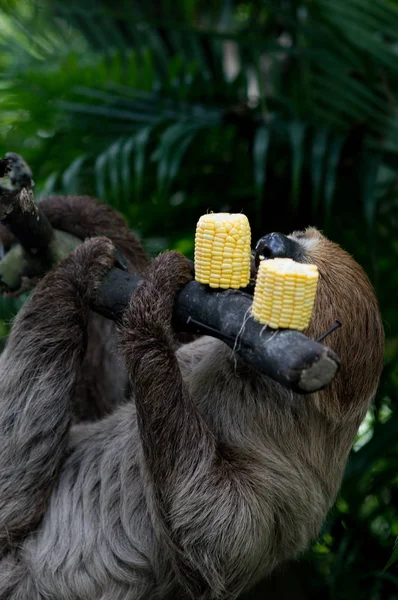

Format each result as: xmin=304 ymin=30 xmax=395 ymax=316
xmin=0 ymin=0 xmax=397 ymax=596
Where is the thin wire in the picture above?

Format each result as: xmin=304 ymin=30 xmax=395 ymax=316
xmin=316 ymin=320 xmax=342 ymax=342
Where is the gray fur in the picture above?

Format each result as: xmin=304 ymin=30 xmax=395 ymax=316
xmin=0 ymin=229 xmax=384 ymax=600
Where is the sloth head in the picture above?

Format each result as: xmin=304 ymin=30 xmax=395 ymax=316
xmin=255 ymin=228 xmax=384 ymax=418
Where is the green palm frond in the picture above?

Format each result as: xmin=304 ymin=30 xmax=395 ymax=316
xmin=385 ymin=539 xmax=398 ymax=571
xmin=1 ymin=0 xmax=397 ymax=233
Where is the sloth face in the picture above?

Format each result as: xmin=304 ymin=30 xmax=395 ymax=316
xmin=254 ymin=231 xmax=306 ymax=266
xmin=253 ymin=228 xmax=384 ymax=411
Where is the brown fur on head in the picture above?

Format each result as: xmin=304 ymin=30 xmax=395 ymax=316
xmin=289 ymin=227 xmax=384 ymax=420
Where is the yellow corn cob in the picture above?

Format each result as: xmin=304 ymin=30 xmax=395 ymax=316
xmin=195 ymin=213 xmax=251 ymax=289
xmin=252 ymin=258 xmax=319 ymax=330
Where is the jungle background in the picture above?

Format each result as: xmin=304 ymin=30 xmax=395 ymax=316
xmin=0 ymin=0 xmax=397 ymax=598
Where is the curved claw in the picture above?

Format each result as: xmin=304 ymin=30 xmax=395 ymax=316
xmin=113 ymin=247 xmax=128 ymax=272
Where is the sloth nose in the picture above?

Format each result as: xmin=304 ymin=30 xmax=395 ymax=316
xmin=254 ymin=233 xmax=294 ymax=268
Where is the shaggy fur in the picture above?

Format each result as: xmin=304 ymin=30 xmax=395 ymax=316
xmin=0 ymin=198 xmax=384 ymax=599
xmin=42 ymin=196 xmax=149 ymax=422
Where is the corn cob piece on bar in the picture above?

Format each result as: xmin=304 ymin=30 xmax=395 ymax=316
xmin=252 ymin=258 xmax=319 ymax=330
xmin=194 ymin=213 xmax=251 ymax=289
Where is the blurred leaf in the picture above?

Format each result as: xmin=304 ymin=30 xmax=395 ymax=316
xmin=61 ymin=154 xmax=87 ymax=195
xmin=324 ymin=137 xmax=344 ymax=221
xmin=37 ymin=171 xmax=59 ymax=200
xmin=288 ymin=121 xmax=306 ymax=210
xmin=133 ymin=125 xmax=155 ymax=200
xmin=311 ymin=129 xmax=329 ymax=212
xmin=253 ymin=124 xmax=270 ymax=214
xmin=154 ymin=121 xmax=201 ymax=196
xmin=385 ymin=542 xmax=398 ymax=571
xmin=361 ymin=152 xmax=381 ymax=227
xmin=120 ymin=135 xmax=135 ymax=199
xmin=94 ymin=149 xmax=109 ymax=201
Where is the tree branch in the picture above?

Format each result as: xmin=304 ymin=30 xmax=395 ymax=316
xmin=0 ymin=153 xmax=53 ymax=256
xmin=95 ymin=268 xmax=339 ymax=393
xmin=0 ymin=153 xmax=340 ymax=393
xmin=0 ymin=153 xmax=81 ymax=294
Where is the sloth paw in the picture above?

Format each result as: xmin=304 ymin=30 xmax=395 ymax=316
xmin=121 ymin=251 xmax=193 ymax=347
xmin=146 ymin=251 xmax=194 ymax=297
xmin=60 ymin=236 xmax=116 ymax=301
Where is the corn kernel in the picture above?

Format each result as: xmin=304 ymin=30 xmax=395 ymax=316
xmin=252 ymin=258 xmax=319 ymax=330
xmin=195 ymin=213 xmax=251 ymax=289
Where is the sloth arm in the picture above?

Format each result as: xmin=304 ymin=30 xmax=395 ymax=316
xmin=0 ymin=237 xmax=116 ymax=554
xmin=118 ymin=251 xmax=274 ymax=599
xmin=39 ymin=195 xmax=150 ymax=422
xmin=0 ymin=195 xmax=150 ymax=423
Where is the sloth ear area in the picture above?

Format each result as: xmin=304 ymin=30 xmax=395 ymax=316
xmin=288 ymin=228 xmax=324 ymax=257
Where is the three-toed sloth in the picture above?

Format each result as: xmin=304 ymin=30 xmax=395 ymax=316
xmin=0 ymin=196 xmax=384 ymax=599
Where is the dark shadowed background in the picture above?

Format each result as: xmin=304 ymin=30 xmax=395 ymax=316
xmin=0 ymin=0 xmax=397 ymax=597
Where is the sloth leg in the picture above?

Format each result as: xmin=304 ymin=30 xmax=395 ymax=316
xmin=0 ymin=236 xmax=115 ymax=553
